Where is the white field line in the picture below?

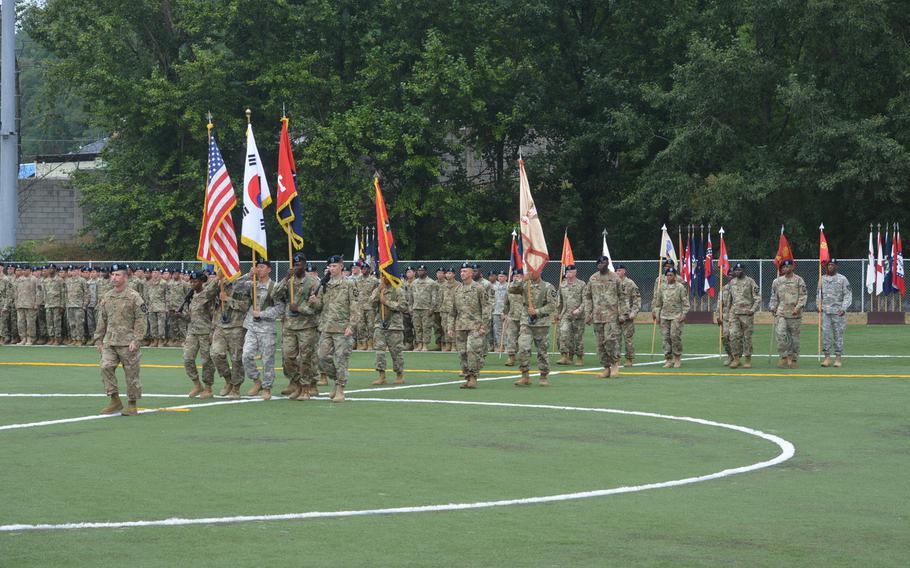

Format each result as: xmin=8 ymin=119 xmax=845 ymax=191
xmin=0 ymin=397 xmax=795 ymax=532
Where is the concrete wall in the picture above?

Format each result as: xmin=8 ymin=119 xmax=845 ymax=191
xmin=16 ymin=178 xmax=85 ymax=243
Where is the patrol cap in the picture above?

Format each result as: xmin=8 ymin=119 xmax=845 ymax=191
xmin=293 ymin=253 xmax=307 ymax=264
xmin=781 ymin=259 xmax=794 ymax=267
xmin=664 ymin=267 xmax=677 ymax=275
xmin=326 ymin=255 xmax=343 ymax=264
xmin=597 ymin=255 xmax=610 ymax=263
xmin=732 ymin=262 xmax=744 ymax=270
xmin=110 ymin=263 xmax=128 ymax=273
xmin=564 ymin=264 xmax=576 ymax=271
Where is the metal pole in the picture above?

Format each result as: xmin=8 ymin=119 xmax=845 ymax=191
xmin=0 ymin=0 xmax=18 ymax=249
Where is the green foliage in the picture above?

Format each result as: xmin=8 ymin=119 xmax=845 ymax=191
xmin=22 ymin=0 xmax=910 ymax=260
xmin=0 ymin=240 xmax=47 ymax=263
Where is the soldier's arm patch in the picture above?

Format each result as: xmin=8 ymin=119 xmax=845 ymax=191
xmin=140 ymin=303 xmax=149 ymax=314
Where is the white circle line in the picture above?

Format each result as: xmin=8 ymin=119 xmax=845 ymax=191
xmin=0 ymin=397 xmax=795 ymax=532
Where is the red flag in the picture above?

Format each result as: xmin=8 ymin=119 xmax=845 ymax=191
xmin=560 ymin=229 xmax=575 ymax=275
xmin=774 ymin=226 xmax=795 ymax=275
xmin=275 ymin=117 xmax=304 ymax=249
xmin=895 ymin=228 xmax=905 ymax=295
xmin=704 ymin=232 xmax=715 ymax=297
xmin=819 ymin=225 xmax=830 ymax=264
xmin=681 ymin=238 xmax=691 ymax=284
xmin=374 ymin=177 xmax=401 ymax=288
xmin=718 ymin=228 xmax=730 ymax=276
xmin=510 ymin=235 xmax=523 ymax=272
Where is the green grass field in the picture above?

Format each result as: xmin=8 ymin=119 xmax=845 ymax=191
xmin=1 ymin=323 xmax=908 ymax=567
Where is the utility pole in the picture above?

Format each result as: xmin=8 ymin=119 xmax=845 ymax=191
xmin=0 ymin=0 xmax=18 ymax=249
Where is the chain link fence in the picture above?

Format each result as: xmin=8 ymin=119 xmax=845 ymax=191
xmin=45 ymin=258 xmax=906 ymax=313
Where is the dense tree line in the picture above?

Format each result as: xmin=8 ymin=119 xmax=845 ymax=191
xmin=23 ymin=0 xmax=910 ymax=260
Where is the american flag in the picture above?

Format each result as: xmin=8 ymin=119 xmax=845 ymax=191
xmin=196 ymin=131 xmax=240 ymax=280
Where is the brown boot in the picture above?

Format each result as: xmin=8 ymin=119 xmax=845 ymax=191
xmin=280 ymin=381 xmax=296 ymax=395
xmin=187 ymin=380 xmax=204 ymax=398
xmin=228 ymin=384 xmax=241 ymax=400
xmin=538 ymin=373 xmax=549 ymax=387
xmin=100 ymin=394 xmax=123 ymax=414
xmin=556 ymin=353 xmax=570 ymax=365
xmin=459 ymin=375 xmax=477 ymax=389
xmin=35 ymin=337 xmax=47 ymax=345
xmin=332 ymin=385 xmax=345 ymax=402
xmin=598 ymin=367 xmax=611 ymax=378
xmin=199 ymin=385 xmax=214 ymax=399
xmin=820 ymin=356 xmax=831 ymax=368
xmin=248 ymin=379 xmax=262 ymax=396
xmin=394 ymin=372 xmax=405 ymax=384
xmin=317 ymin=374 xmax=329 ymax=386
xmin=260 ymin=388 xmax=272 ymax=401
xmin=729 ymin=356 xmax=741 ymax=369
xmin=575 ymin=356 xmax=584 ymax=366
xmin=742 ymin=356 xmax=752 ymax=369
xmin=788 ymin=358 xmax=798 ymax=369
xmin=610 ymin=363 xmax=620 ymax=377
xmin=308 ymin=384 xmax=319 ymax=397
xmin=777 ymin=357 xmax=789 ymax=369
xmin=218 ymin=380 xmax=232 ymax=397
xmin=623 ymin=358 xmax=633 ymax=368
xmin=121 ymin=400 xmax=138 ymax=416
xmin=372 ymin=371 xmax=387 ymax=386
xmin=833 ymin=355 xmax=843 ymax=368
xmin=505 ymin=354 xmax=516 ymax=366
xmin=662 ymin=359 xmax=673 ymax=368
xmin=367 ymin=340 xmax=374 ymax=350
xmin=514 ymin=371 xmax=531 ymax=386
xmin=672 ymin=356 xmax=681 ymax=368
xmin=298 ymin=385 xmax=312 ymax=401
xmin=288 ymin=382 xmax=304 ymax=400
xmin=330 ymin=384 xmax=338 ymax=400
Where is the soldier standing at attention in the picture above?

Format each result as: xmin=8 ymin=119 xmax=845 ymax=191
xmin=145 ymin=268 xmax=168 ymax=347
xmin=652 ymin=266 xmax=690 ymax=368
xmin=584 ymin=256 xmax=623 ymax=377
xmin=93 ymin=264 xmax=147 ymax=416
xmin=166 ymin=269 xmax=187 ymax=346
xmin=716 ymin=274 xmax=735 ymax=366
xmin=432 ymin=267 xmax=446 ymax=350
xmin=725 ymin=263 xmax=760 ymax=368
xmin=502 ymin=269 xmax=524 ymax=366
xmin=411 ymin=264 xmax=438 ymax=352
xmin=355 ymin=263 xmax=379 ymax=351
xmin=615 ymin=265 xmax=641 ymax=367
xmin=402 ymin=266 xmax=415 ymax=350
xmin=370 ymin=272 xmax=407 ymax=385
xmin=85 ymin=267 xmax=99 ymax=340
xmin=273 ymin=254 xmax=321 ymax=400
xmin=183 ymin=271 xmax=219 ymax=399
xmin=64 ymin=265 xmax=89 ymax=346
xmin=241 ymin=259 xmax=284 ymax=400
xmin=0 ymin=263 xmax=10 ymax=344
xmin=818 ymin=259 xmax=852 ymax=368
xmin=311 ymin=255 xmax=361 ymax=402
xmin=557 ymin=265 xmax=586 ymax=366
xmin=42 ymin=264 xmax=66 ymax=345
xmin=491 ymin=270 xmax=508 ymax=352
xmin=14 ymin=265 xmax=39 ymax=345
xmin=35 ymin=266 xmax=49 ymax=345
xmin=448 ymin=262 xmax=491 ymax=389
xmin=511 ymin=267 xmax=558 ymax=386
xmin=769 ymin=259 xmax=807 ymax=368
xmin=210 ymin=268 xmax=250 ymax=398
xmin=438 ymin=267 xmax=457 ymax=352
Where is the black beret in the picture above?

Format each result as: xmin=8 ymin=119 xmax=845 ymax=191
xmin=417 ymin=264 xmax=427 ymax=270
xmin=255 ymin=258 xmax=271 ymax=267
xmin=460 ymin=262 xmax=471 ymax=269
xmin=110 ymin=264 xmax=128 ymax=273
xmin=446 ymin=267 xmax=455 ymax=273
xmin=293 ymin=253 xmax=306 ymax=264
xmin=189 ymin=270 xmax=208 ymax=281
xmin=564 ymin=264 xmax=576 ymax=271
xmin=615 ymin=264 xmax=626 ymax=270
xmin=513 ymin=268 xmax=524 ymax=275
xmin=664 ymin=267 xmax=677 ymax=275
xmin=733 ymin=262 xmax=744 ymax=270
xmin=781 ymin=259 xmax=794 ymax=267
xmin=306 ymin=263 xmax=316 ymax=272
xmin=828 ymin=258 xmax=838 ymax=265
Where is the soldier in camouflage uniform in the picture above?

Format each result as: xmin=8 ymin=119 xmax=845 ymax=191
xmin=93 ymin=264 xmax=147 ymax=416
xmin=448 ymin=263 xmax=492 ymax=389
xmin=438 ymin=267 xmax=457 ymax=352
xmin=502 ymin=270 xmax=525 ymax=365
xmin=145 ymin=268 xmax=168 ymax=347
xmin=370 ymin=273 xmax=407 ymax=385
xmin=615 ymin=265 xmax=641 ymax=367
xmin=432 ymin=268 xmax=446 ymax=350
xmin=584 ymin=256 xmax=623 ymax=377
xmin=14 ymin=266 xmax=39 ymax=345
xmin=6 ymin=265 xmax=21 ymax=343
xmin=473 ymin=265 xmax=495 ymax=351
xmin=63 ymin=266 xmax=89 ymax=345
xmin=491 ymin=271 xmax=508 ymax=352
xmin=411 ymin=264 xmax=438 ymax=351
xmin=715 ymin=277 xmax=735 ymax=366
xmin=510 ymin=268 xmax=558 ymax=386
xmin=241 ymin=260 xmax=284 ymax=400
xmin=355 ymin=264 xmax=379 ymax=351
xmin=0 ymin=263 xmax=10 ymax=343
xmin=311 ymin=255 xmax=361 ymax=402
xmin=818 ymin=259 xmax=852 ymax=368
xmin=273 ymin=254 xmax=321 ymax=400
xmin=85 ymin=267 xmax=99 ymax=339
xmin=724 ymin=263 xmax=760 ymax=368
xmin=401 ymin=267 xmax=415 ymax=350
xmin=182 ymin=271 xmax=219 ymax=399
xmin=166 ymin=270 xmax=188 ymax=346
xmin=769 ymin=259 xmax=807 ymax=368
xmin=210 ymin=269 xmax=250 ymax=398
xmin=652 ymin=266 xmax=690 ymax=368
xmin=557 ymin=265 xmax=586 ymax=366
xmin=42 ymin=265 xmax=66 ymax=345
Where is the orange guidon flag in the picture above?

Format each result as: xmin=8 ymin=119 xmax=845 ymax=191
xmin=774 ymin=225 xmax=795 ymax=275
xmin=560 ymin=229 xmax=575 ymax=277
xmin=518 ymin=158 xmax=549 ymax=275
xmin=819 ymin=223 xmax=830 ymax=264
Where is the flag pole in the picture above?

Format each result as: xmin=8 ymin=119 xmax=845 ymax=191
xmin=718 ymin=227 xmax=724 ymax=357
xmin=281 ymin=111 xmax=295 ymax=302
xmin=651 ymin=226 xmax=665 ymax=361
xmin=499 ymin=229 xmax=517 ymax=357
xmin=206 ymin=113 xmax=226 ymax=318
xmin=246 ymin=109 xmax=259 ymax=317
xmin=817 ymin=223 xmax=824 ymax=362
xmin=899 ymin=222 xmax=904 ymax=312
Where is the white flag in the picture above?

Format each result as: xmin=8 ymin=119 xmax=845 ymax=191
xmin=240 ymin=123 xmax=271 ymax=259
xmin=352 ymin=230 xmax=360 ymax=266
xmin=518 ymin=158 xmax=549 ymax=274
xmin=659 ymin=224 xmax=678 ymax=266
xmin=601 ymin=231 xmax=615 ymax=271
xmin=876 ymin=228 xmax=885 ymax=295
xmin=866 ymin=230 xmax=875 ymax=294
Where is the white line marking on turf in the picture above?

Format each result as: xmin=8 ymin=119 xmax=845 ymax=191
xmin=0 ymin=397 xmax=794 ymax=532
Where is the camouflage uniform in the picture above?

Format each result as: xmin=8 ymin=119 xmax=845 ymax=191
xmin=769 ymin=273 xmax=807 ymax=361
xmin=274 ymin=274 xmax=321 ymax=389
xmin=818 ymin=273 xmax=852 ymax=356
xmin=557 ymin=279 xmax=586 ymax=358
xmin=716 ymin=283 xmax=734 ymax=361
xmin=371 ymin=285 xmax=406 ymax=373
xmin=401 ymin=280 xmax=414 ymax=349
xmin=491 ymin=280 xmax=508 ymax=349
xmin=145 ymin=278 xmax=168 ymax=342
xmin=85 ymin=277 xmax=99 ymax=338
xmin=410 ymin=276 xmax=438 ymax=348
xmin=210 ymin=277 xmax=250 ymax=387
xmin=653 ymin=281 xmax=690 ymax=359
xmin=64 ymin=275 xmax=89 ymax=343
xmin=183 ymin=281 xmax=219 ymax=386
xmin=432 ymin=277 xmax=446 ymax=348
xmin=43 ymin=275 xmax=66 ymax=340
xmin=36 ymin=275 xmax=47 ymax=343
xmin=448 ymin=280 xmax=492 ymax=379
xmin=584 ymin=271 xmax=622 ymax=370
xmin=727 ymin=275 xmax=760 ymax=357
xmin=0 ymin=272 xmax=11 ymax=342
xmin=354 ymin=274 xmax=379 ymax=348
xmin=510 ymin=278 xmax=558 ymax=374
xmin=14 ymin=274 xmax=39 ymax=342
xmin=167 ymin=278 xmax=189 ymax=344
xmin=439 ymin=279 xmax=457 ymax=350
xmin=616 ymin=276 xmax=641 ymax=362
xmin=93 ymin=286 xmax=147 ymax=401
xmin=313 ymin=277 xmax=361 ymax=387
xmin=502 ymin=285 xmax=525 ymax=357
xmin=241 ymin=277 xmax=284 ymax=390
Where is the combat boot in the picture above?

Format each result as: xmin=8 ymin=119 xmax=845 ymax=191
xmin=187 ymin=380 xmax=204 ymax=398
xmin=729 ymin=356 xmax=741 ymax=369
xmin=298 ymin=385 xmax=312 ymax=401
xmin=228 ymin=384 xmax=241 ymax=400
xmin=777 ymin=357 xmax=789 ymax=368
xmin=24 ymin=338 xmax=34 ymax=346
xmin=288 ymin=382 xmax=303 ymax=400
xmin=280 ymin=381 xmax=297 ymax=396
xmin=261 ymin=388 xmax=272 ymax=401
xmin=610 ymin=363 xmax=620 ymax=377
xmin=218 ymin=380 xmax=232 ymax=397
xmin=599 ymin=367 xmax=611 ymax=378
xmin=248 ymin=379 xmax=262 ymax=396
xmin=662 ymin=358 xmax=673 ymax=369
xmin=538 ymin=373 xmax=549 ymax=387
xmin=514 ymin=371 xmax=531 ymax=386
xmin=35 ymin=337 xmax=47 ymax=345
xmin=459 ymin=375 xmax=477 ymax=389
xmin=624 ymin=358 xmax=633 ymax=368
xmin=556 ymin=353 xmax=570 ymax=365
xmin=121 ymin=400 xmax=138 ymax=416
xmin=308 ymin=384 xmax=319 ymax=398
xmin=833 ymin=355 xmax=843 ymax=368
xmin=372 ymin=371 xmax=387 ymax=386
xmin=672 ymin=356 xmax=682 ymax=368
xmin=332 ymin=386 xmax=345 ymax=402
xmin=788 ymin=358 xmax=798 ymax=369
xmin=330 ymin=384 xmax=338 ymax=400
xmin=505 ymin=354 xmax=516 ymax=366
xmin=394 ymin=372 xmax=405 ymax=384
xmin=199 ymin=385 xmax=214 ymax=399
xmin=820 ymin=356 xmax=831 ymax=367
xmin=100 ymin=394 xmax=123 ymax=414
xmin=742 ymin=356 xmax=752 ymax=369
xmin=317 ymin=374 xmax=328 ymax=386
